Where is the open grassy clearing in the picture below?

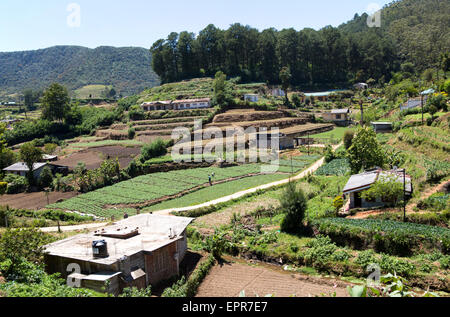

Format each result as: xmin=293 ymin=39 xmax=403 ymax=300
xmin=309 ymin=127 xmax=352 ymax=140
xmin=73 ymin=85 xmax=112 ymax=99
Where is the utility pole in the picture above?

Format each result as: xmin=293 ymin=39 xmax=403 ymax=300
xmin=359 ymin=99 xmax=364 ymax=126
xmin=307 ymin=132 xmax=310 ymax=156
xmin=403 ymin=168 xmax=407 ymax=223
xmin=421 ymin=94 xmax=424 ymax=125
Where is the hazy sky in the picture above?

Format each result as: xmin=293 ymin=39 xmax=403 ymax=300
xmin=0 ymin=0 xmax=393 ymax=52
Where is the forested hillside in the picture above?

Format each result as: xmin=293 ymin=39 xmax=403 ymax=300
xmin=0 ymin=46 xmax=160 ymax=96
xmin=150 ymin=0 xmax=449 ymax=87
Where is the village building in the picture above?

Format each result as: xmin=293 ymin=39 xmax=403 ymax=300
xmin=371 ymin=122 xmax=393 ymax=133
xmin=353 ymin=83 xmax=368 ymax=90
xmin=343 ymin=169 xmax=412 ymax=210
xmin=43 ymin=214 xmax=194 ymax=295
xmin=253 ymin=132 xmax=294 ymax=150
xmin=3 ymin=162 xmax=68 ymax=179
xmin=322 ymin=109 xmax=352 ymax=126
xmin=244 ymin=94 xmax=259 ymax=103
xmin=271 ymin=88 xmax=286 ymax=97
xmin=141 ymin=98 xmax=211 ymax=111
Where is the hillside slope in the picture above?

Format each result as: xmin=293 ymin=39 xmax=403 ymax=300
xmin=339 ymin=0 xmax=450 ymax=70
xmin=0 ymin=46 xmax=160 ymax=96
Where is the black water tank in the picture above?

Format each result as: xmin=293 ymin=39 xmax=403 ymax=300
xmin=92 ymin=240 xmax=109 ymax=258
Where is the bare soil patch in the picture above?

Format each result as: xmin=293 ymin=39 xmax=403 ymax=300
xmin=0 ymin=191 xmax=78 ymax=210
xmin=56 ymin=146 xmax=141 ymax=170
xmin=196 ymin=261 xmax=349 ymax=297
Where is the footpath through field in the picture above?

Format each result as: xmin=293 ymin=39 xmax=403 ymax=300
xmin=154 ymin=143 xmax=343 ymax=215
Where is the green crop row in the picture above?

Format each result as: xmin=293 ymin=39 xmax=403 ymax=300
xmin=310 ymin=218 xmax=450 ymax=256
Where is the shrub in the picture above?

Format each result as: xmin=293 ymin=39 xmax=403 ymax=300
xmin=141 ymin=138 xmax=169 ymax=162
xmin=343 ymin=130 xmax=354 ymax=149
xmin=38 ymin=166 xmax=53 ymax=189
xmin=127 ymin=127 xmax=136 ymax=140
xmin=0 ymin=182 xmax=6 ymax=195
xmin=4 ymin=174 xmax=28 ymax=194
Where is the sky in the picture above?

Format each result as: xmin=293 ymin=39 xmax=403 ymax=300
xmin=0 ymin=0 xmax=393 ymax=52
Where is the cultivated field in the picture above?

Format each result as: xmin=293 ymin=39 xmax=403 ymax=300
xmin=196 ymin=260 xmax=350 ymax=297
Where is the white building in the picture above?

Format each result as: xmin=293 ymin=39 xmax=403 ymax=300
xmin=244 ymin=94 xmax=259 ymax=103
xmin=141 ymin=98 xmax=211 ymax=111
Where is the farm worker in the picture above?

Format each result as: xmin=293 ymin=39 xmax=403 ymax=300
xmin=124 ymin=212 xmax=129 ymax=219
xmin=209 ymin=175 xmax=212 ymax=186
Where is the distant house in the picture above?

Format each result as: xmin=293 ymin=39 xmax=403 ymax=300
xmin=3 ymin=162 xmax=68 ymax=179
xmin=343 ymin=169 xmax=412 ymax=210
xmin=271 ymin=89 xmax=286 ymax=97
xmin=354 ymin=83 xmax=368 ymax=90
xmin=322 ymin=109 xmax=351 ymax=126
xmin=371 ymin=122 xmax=392 ymax=133
xmin=171 ymin=98 xmax=212 ymax=110
xmin=42 ymin=154 xmax=58 ymax=162
xmin=141 ymin=98 xmax=211 ymax=111
xmin=253 ymin=132 xmax=294 ymax=150
xmin=44 ymin=214 xmax=193 ymax=295
xmin=244 ymin=94 xmax=259 ymax=103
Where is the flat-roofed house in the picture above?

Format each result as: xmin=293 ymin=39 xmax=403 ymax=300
xmin=44 ymin=214 xmax=193 ymax=295
xmin=371 ymin=122 xmax=393 ymax=133
xmin=141 ymin=98 xmax=211 ymax=111
xmin=171 ymin=98 xmax=211 ymax=110
xmin=322 ymin=109 xmax=351 ymax=126
xmin=141 ymin=100 xmax=173 ymax=111
xmin=343 ymin=169 xmax=412 ymax=209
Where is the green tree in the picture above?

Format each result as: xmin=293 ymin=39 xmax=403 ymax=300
xmin=212 ymin=71 xmax=229 ymax=108
xmin=40 ymin=83 xmax=70 ymax=122
xmin=39 ymin=166 xmax=53 ymax=189
xmin=19 ymin=142 xmax=43 ymax=185
xmin=347 ymin=126 xmax=385 ymax=174
xmin=279 ymin=66 xmax=292 ymax=105
xmin=343 ymin=130 xmax=355 ymax=150
xmin=280 ymin=182 xmax=307 ymax=233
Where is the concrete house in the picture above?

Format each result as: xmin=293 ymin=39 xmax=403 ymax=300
xmin=343 ymin=169 xmax=412 ymax=210
xmin=253 ymin=132 xmax=294 ymax=150
xmin=244 ymin=94 xmax=259 ymax=103
xmin=271 ymin=88 xmax=286 ymax=97
xmin=322 ymin=109 xmax=351 ymax=126
xmin=371 ymin=122 xmax=393 ymax=133
xmin=44 ymin=214 xmax=193 ymax=295
xmin=141 ymin=98 xmax=211 ymax=111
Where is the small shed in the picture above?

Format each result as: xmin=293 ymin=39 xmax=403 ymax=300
xmin=371 ymin=122 xmax=392 ymax=133
xmin=322 ymin=109 xmax=351 ymax=126
xmin=3 ymin=162 xmax=48 ymax=179
xmin=343 ymin=169 xmax=412 ymax=209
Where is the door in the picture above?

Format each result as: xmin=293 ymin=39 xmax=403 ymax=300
xmin=354 ymin=192 xmax=362 ymax=208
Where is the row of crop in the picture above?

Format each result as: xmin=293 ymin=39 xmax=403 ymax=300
xmin=315 ymin=159 xmax=351 ymax=176
xmin=310 ymin=218 xmax=450 ymax=256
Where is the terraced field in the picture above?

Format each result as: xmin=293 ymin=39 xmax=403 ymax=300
xmin=49 ymin=164 xmax=275 ymax=216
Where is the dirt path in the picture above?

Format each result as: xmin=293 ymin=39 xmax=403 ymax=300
xmin=406 ymin=179 xmax=449 ymax=213
xmin=154 ymin=143 xmax=343 ymax=216
xmin=196 ymin=260 xmax=350 ymax=297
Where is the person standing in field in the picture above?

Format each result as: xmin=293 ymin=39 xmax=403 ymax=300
xmin=209 ymin=175 xmax=212 ymax=186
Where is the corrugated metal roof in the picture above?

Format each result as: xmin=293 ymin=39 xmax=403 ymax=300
xmin=331 ymin=109 xmax=350 ymax=114
xmin=3 ymin=162 xmax=47 ymax=172
xmin=343 ymin=171 xmax=379 ymax=194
